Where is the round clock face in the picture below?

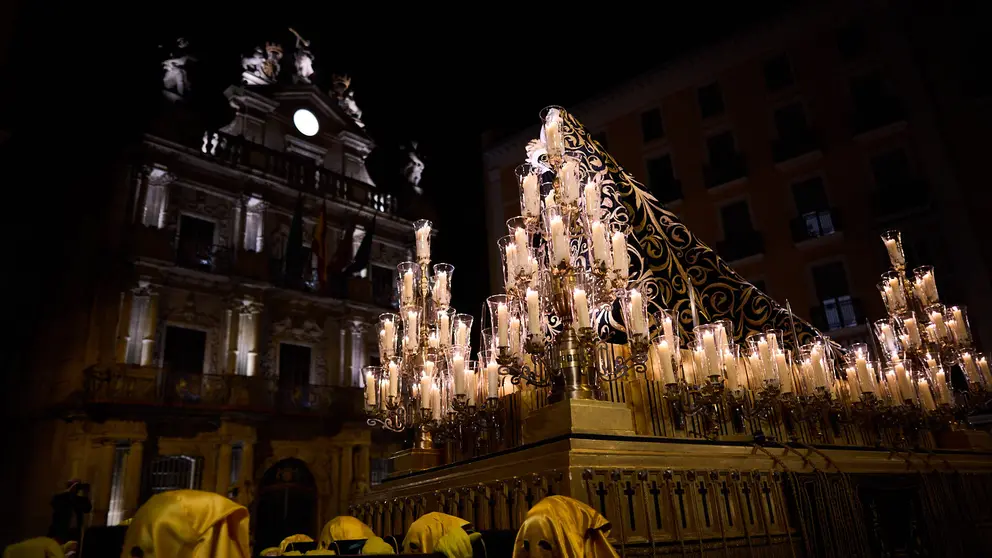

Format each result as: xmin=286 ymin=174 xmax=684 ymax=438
xmin=293 ymin=109 xmax=319 ymax=137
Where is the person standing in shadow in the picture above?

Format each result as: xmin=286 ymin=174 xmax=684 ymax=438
xmin=47 ymin=479 xmax=92 ymax=545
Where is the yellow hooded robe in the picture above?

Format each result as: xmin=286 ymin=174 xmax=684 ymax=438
xmin=401 ymin=512 xmax=469 ymax=554
xmin=120 ymin=489 xmax=250 ymax=558
xmin=512 ymin=496 xmax=618 ymax=558
xmin=318 ymin=517 xmax=375 ymax=549
xmin=3 ymin=537 xmax=65 ymax=558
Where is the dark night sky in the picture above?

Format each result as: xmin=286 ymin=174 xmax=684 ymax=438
xmin=2 ymin=2 xmax=791 ymax=352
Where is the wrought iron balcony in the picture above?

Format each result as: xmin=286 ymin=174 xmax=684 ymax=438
xmin=82 ymin=365 xmax=363 ymax=417
xmin=790 ymin=208 xmax=843 ymax=243
xmin=174 ymin=241 xmax=232 ymax=273
xmin=703 ymin=154 xmax=748 ymax=189
xmin=197 ymin=130 xmax=397 ymax=216
xmin=715 ymin=230 xmax=764 ymax=262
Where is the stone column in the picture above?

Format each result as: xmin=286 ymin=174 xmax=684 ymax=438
xmin=348 ymin=320 xmax=367 ymax=386
xmin=338 ymin=446 xmax=352 ymax=513
xmin=247 ymin=302 xmax=263 ymax=376
xmin=216 ymin=441 xmax=233 ymax=495
xmin=223 ymin=305 xmax=238 ymax=375
xmin=339 ymin=324 xmax=349 ymax=386
xmin=123 ymin=441 xmax=144 ymax=519
xmin=90 ymin=440 xmax=117 ymax=526
xmin=355 ymin=444 xmax=371 ymax=496
xmin=140 ymin=291 xmax=159 ymax=367
xmin=115 ymin=291 xmax=132 ymax=363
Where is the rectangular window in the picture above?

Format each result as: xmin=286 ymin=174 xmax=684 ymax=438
xmin=106 ymin=443 xmax=131 ymax=526
xmin=163 ymin=326 xmax=207 ymax=374
xmin=646 ymin=154 xmax=681 ymax=203
xmin=176 ymin=214 xmax=216 ymax=271
xmin=812 ymin=262 xmax=857 ymax=330
xmin=148 ymin=455 xmax=203 ymax=494
xmin=591 ymin=131 xmax=609 ymax=151
xmin=706 ymin=131 xmax=737 ymax=165
xmin=235 ymin=309 xmax=257 ymax=376
xmin=697 ymin=82 xmax=724 ymax=119
xmin=870 ymin=149 xmax=911 ymax=191
xmin=640 ymin=108 xmax=664 ymax=142
xmin=125 ymin=294 xmax=150 ymax=365
xmin=230 ymin=443 xmax=243 ymax=488
xmin=243 ymin=197 xmax=264 ymax=252
xmin=371 ymin=265 xmax=397 ymax=308
xmin=774 ymin=103 xmax=809 ymax=139
xmin=764 ymin=54 xmax=793 ymax=91
xmin=720 ymin=200 xmax=754 ymax=236
xmin=279 ymin=343 xmax=313 ymax=387
xmin=791 ymin=177 xmax=829 ymax=214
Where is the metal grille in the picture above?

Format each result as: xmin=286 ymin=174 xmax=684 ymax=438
xmin=148 ymin=455 xmax=203 ymax=494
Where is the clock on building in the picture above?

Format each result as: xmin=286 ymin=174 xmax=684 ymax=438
xmin=292 ymin=108 xmax=319 ymax=137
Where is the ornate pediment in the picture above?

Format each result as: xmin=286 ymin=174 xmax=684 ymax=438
xmin=271 ymin=316 xmax=324 ymax=343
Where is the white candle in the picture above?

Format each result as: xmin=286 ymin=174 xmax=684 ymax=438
xmin=725 ymin=351 xmax=738 ymax=390
xmin=978 ymin=357 xmax=992 ymax=386
xmin=584 ymin=181 xmax=600 ymax=221
xmin=504 ymin=244 xmax=518 ymax=286
xmin=544 ymin=190 xmax=557 ymax=211
xmin=591 ymin=221 xmax=610 ymax=266
xmin=951 ymin=308 xmax=969 ymax=343
xmin=522 ymin=173 xmax=540 ymax=218
xmin=905 ymin=317 xmax=922 ymax=346
xmin=879 ymin=323 xmax=896 ymax=351
xmin=923 ymin=273 xmax=937 ymax=301
xmin=550 ymin=215 xmax=569 ymax=265
xmin=748 ymin=353 xmax=764 ymax=385
xmin=365 ymin=370 xmax=376 ymax=406
xmin=776 ymin=352 xmax=792 ymax=393
xmin=758 ymin=339 xmax=771 ymax=375
xmin=703 ymin=332 xmax=720 ymax=378
xmin=497 ymin=302 xmax=509 ymax=347
xmin=896 ymin=363 xmax=915 ymax=402
xmin=509 ymin=317 xmax=521 ymax=356
xmin=466 ymin=369 xmax=477 ymax=406
xmin=629 ymin=290 xmax=647 ymax=336
xmin=402 ymin=270 xmax=414 ymax=304
xmin=428 ymin=330 xmax=439 ymax=349
xmin=767 ymin=333 xmax=779 ymax=357
xmin=855 ymin=356 xmax=871 ymax=393
xmin=561 ymin=159 xmax=580 ymax=203
xmin=884 ymin=238 xmax=903 ymax=267
xmin=419 ymin=371 xmax=431 ymax=408
xmin=611 ymin=231 xmax=629 ymax=278
xmin=659 ymin=340 xmax=676 ymax=384
xmin=452 ymin=354 xmax=465 ymax=395
xmin=918 ymin=380 xmax=936 ymax=410
xmin=486 ymin=359 xmax=499 ymax=399
xmin=416 ymin=224 xmax=431 ymax=261
xmin=811 ymin=347 xmax=826 ymax=388
xmin=962 ymin=353 xmax=978 ymax=382
xmin=407 ymin=310 xmax=419 ymax=351
xmin=383 ymin=320 xmax=395 ymax=356
xmin=546 ymin=111 xmax=561 ymax=156
xmin=526 ymin=288 xmax=542 ymax=337
xmin=886 ymin=370 xmax=902 ymax=402
xmin=455 ymin=321 xmax=468 ymax=347
xmin=935 ymin=370 xmax=949 ymax=404
xmin=663 ymin=317 xmax=675 ymax=349
xmin=388 ymin=361 xmax=399 ymax=398
xmin=846 ymin=368 xmax=862 ymax=401
xmin=439 ymin=313 xmax=451 ymax=347
xmin=434 ymin=271 xmax=448 ymax=305
xmin=431 ymin=385 xmax=441 ymax=420
xmin=930 ymin=311 xmax=947 ymax=340
xmin=888 ymin=278 xmax=904 ymax=307
xmin=514 ymin=227 xmax=529 ymax=270
xmin=573 ymin=288 xmax=591 ymax=329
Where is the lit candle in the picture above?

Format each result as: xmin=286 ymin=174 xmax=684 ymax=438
xmin=590 ymin=221 xmax=610 ymax=266
xmin=886 ymin=370 xmax=902 ymax=402
xmin=402 ymin=270 xmax=414 ymax=304
xmin=961 ymin=353 xmax=979 ymax=383
xmin=611 ymin=231 xmax=629 ymax=278
xmin=545 ymin=111 xmax=562 ymax=158
xmin=923 ymin=272 xmax=937 ymax=301
xmin=584 ymin=180 xmax=600 ymax=221
xmin=526 ymin=288 xmax=542 ymax=337
xmin=930 ymin=310 xmax=947 ymax=340
xmin=431 ymin=385 xmax=441 ymax=420
xmin=365 ymin=370 xmax=376 ymax=406
xmin=561 ymin=159 xmax=580 ymax=204
xmin=455 ymin=321 xmax=468 ymax=346
xmin=888 ymin=277 xmax=905 ymax=307
xmin=549 ymin=215 xmax=569 ymax=265
xmin=428 ymin=330 xmax=439 ymax=349
xmin=904 ymin=317 xmax=922 ymax=347
xmin=776 ymin=352 xmax=792 ymax=393
xmin=452 ymin=353 xmax=465 ymax=395
xmin=934 ymin=369 xmax=949 ymax=404
xmin=811 ymin=346 xmax=826 ymax=389
xmin=918 ymin=380 xmax=936 ymax=410
xmin=978 ymin=357 xmax=992 ymax=386
xmin=514 ymin=227 xmax=529 ymax=270
xmin=407 ymin=310 xmax=419 ymax=351
xmin=855 ymin=354 xmax=871 ymax=394
xmin=388 ymin=361 xmax=399 ymax=398
xmin=703 ymin=331 xmax=720 ymax=378
xmin=434 ymin=271 xmax=449 ymax=305
xmin=486 ymin=359 xmax=499 ymax=399
xmin=748 ymin=353 xmax=764 ymax=385
xmin=879 ymin=323 xmax=896 ymax=352
xmin=497 ymin=302 xmax=509 ymax=347
xmin=629 ymin=290 xmax=647 ymax=337
xmin=421 ymin=362 xmax=434 ymax=407
xmin=845 ymin=368 xmax=862 ymax=401
xmin=951 ymin=307 xmax=969 ymax=344
xmin=884 ymin=238 xmax=904 ymax=267
xmin=416 ymin=223 xmax=431 ymax=261
xmin=383 ymin=319 xmax=395 ymax=356
xmin=466 ymin=369 xmax=477 ymax=406
xmin=544 ymin=190 xmax=557 ymax=211
xmin=504 ymin=244 xmax=518 ymax=286
xmin=758 ymin=339 xmax=771 ymax=376
xmin=658 ymin=340 xmax=676 ymax=384
xmin=522 ymin=173 xmax=540 ymax=218
xmin=573 ymin=288 xmax=591 ymax=329
xmin=897 ymin=362 xmax=916 ymax=402
xmin=663 ymin=317 xmax=675 ymax=349
xmin=724 ymin=350 xmax=738 ymax=390
xmin=509 ymin=317 xmax=521 ymax=356
xmin=439 ymin=313 xmax=451 ymax=347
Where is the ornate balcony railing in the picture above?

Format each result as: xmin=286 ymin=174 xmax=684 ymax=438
xmin=82 ymin=365 xmax=363 ymax=417
xmin=198 ymin=130 xmax=398 ymax=216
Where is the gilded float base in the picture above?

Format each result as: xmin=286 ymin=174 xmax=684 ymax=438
xmin=522 ymin=398 xmax=635 ymax=445
xmin=935 ymin=429 xmax=992 ymax=450
xmin=388 ymin=448 xmax=442 ymax=477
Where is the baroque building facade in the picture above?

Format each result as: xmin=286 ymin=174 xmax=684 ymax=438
xmin=6 ymin=33 xmax=422 ymax=550
xmin=482 ymin=0 xmax=991 ymax=350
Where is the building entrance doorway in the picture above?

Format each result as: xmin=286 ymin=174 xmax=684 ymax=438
xmin=254 ymin=458 xmax=317 ymax=551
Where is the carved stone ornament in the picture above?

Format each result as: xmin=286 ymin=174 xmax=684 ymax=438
xmin=161 ymin=37 xmax=195 ymax=100
xmin=402 ymin=141 xmax=425 ymax=194
xmin=168 ymin=292 xmax=219 ymax=328
xmin=331 ymin=74 xmax=364 ymax=127
xmin=271 ymin=317 xmax=324 ymax=344
xmin=242 ymin=43 xmax=283 ymax=85
xmin=289 ymin=28 xmax=315 ymax=85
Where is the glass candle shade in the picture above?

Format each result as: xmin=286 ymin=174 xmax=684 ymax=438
xmin=912 ymin=265 xmax=939 ymax=306
xmin=413 ymin=219 xmax=432 ymax=263
xmin=570 ymin=272 xmax=596 ymax=331
xmin=582 ymin=173 xmax=604 ymax=226
xmin=523 ymin=287 xmax=547 ymax=343
xmin=692 ymin=324 xmax=726 ymax=381
xmin=651 ymin=334 xmax=680 ymax=385
xmin=844 ymin=343 xmax=877 ymax=396
xmin=620 ymin=287 xmax=650 ymax=342
xmin=540 ymin=105 xmax=566 ymax=169
xmin=452 ymin=313 xmax=474 ymax=349
xmin=397 ymin=261 xmax=421 ymax=307
xmin=880 ymin=271 xmax=908 ymax=314
xmin=431 ymin=263 xmax=454 ymax=309
xmin=544 ymin=206 xmax=572 ymax=268
xmin=516 ymin=163 xmax=542 ymax=221
xmin=925 ymin=304 xmax=951 ymax=344
xmin=946 ymin=305 xmax=973 ymax=348
xmin=362 ymin=365 xmax=379 ymax=407
xmin=487 ymin=294 xmax=511 ymax=348
xmin=881 ymin=229 xmax=905 ymax=269
xmin=401 ymin=306 xmax=421 ymax=353
xmin=873 ymin=318 xmax=902 ymax=361
xmin=896 ymin=312 xmax=924 ymax=352
xmin=800 ymin=340 xmax=833 ymax=392
xmin=378 ymin=312 xmax=400 ymax=359
xmin=557 ymin=153 xmax=586 ymax=208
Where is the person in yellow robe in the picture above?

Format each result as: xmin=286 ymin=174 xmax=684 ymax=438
xmin=278 ymin=535 xmax=313 ymax=554
xmin=402 ymin=512 xmax=480 ymax=557
xmin=512 ymin=496 xmax=618 ymax=558
xmin=317 ymin=516 xmax=393 ymax=554
xmin=2 ymin=537 xmax=65 ymax=558
xmin=120 ymin=489 xmax=250 ymax=558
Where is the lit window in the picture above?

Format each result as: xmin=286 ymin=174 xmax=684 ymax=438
xmin=243 ymin=197 xmax=265 ymax=252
